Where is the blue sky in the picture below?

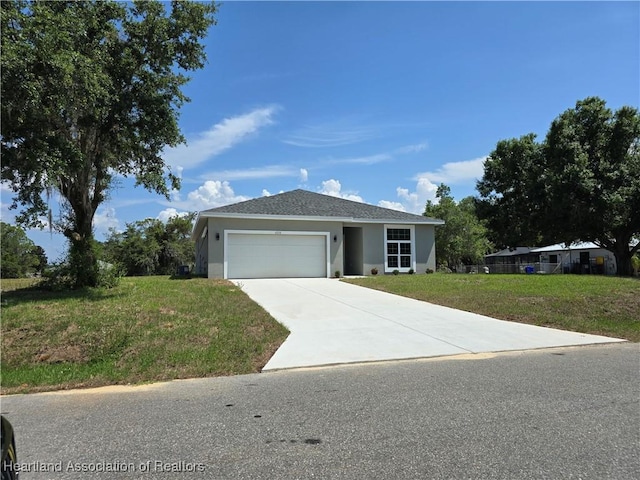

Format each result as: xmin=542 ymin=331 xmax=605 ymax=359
xmin=2 ymin=1 xmax=638 ymax=262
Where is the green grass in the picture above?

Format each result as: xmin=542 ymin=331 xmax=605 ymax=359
xmin=0 ymin=276 xmax=289 ymax=394
xmin=344 ymin=274 xmax=640 ymax=342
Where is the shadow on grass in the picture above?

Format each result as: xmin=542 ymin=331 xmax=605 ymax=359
xmin=1 ymin=284 xmax=126 ymax=308
xmin=169 ymin=273 xmax=207 ymax=280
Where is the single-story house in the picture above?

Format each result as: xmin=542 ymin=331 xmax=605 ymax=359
xmin=530 ymin=242 xmax=617 ymax=275
xmin=192 ymin=189 xmax=444 ymax=279
xmin=483 ymin=242 xmax=618 ymax=274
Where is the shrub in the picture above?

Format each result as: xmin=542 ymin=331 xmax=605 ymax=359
xmin=41 ymin=260 xmax=124 ymax=290
xmin=426 ymin=268 xmax=434 ymax=274
xmin=96 ymin=262 xmax=125 ymax=288
xmin=392 ymin=269 xmax=399 ymax=275
xmin=334 ymin=270 xmax=341 ymax=278
xmin=371 ymin=267 xmax=378 ymax=275
xmin=408 ymin=268 xmax=414 ymax=275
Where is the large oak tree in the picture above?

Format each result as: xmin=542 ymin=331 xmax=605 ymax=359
xmin=1 ymin=0 xmax=216 ymax=287
xmin=477 ymin=97 xmax=640 ymax=276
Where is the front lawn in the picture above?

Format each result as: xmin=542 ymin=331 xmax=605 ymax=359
xmin=0 ymin=276 xmax=289 ymax=394
xmin=344 ymin=274 xmax=639 ymax=342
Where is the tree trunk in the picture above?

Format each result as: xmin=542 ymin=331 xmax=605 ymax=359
xmin=612 ymin=243 xmax=633 ymax=277
xmin=64 ymin=191 xmax=99 ymax=289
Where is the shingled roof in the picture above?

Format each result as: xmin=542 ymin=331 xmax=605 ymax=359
xmin=199 ymin=189 xmax=443 ymax=224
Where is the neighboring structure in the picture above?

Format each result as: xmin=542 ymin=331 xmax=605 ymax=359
xmin=530 ymin=242 xmax=617 ymax=275
xmin=192 ymin=189 xmax=444 ymax=279
xmin=484 ymin=247 xmax=538 ymax=273
xmin=483 ymin=242 xmax=617 ymax=274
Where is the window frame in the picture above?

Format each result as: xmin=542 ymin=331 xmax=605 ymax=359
xmin=384 ymin=225 xmax=416 ymax=273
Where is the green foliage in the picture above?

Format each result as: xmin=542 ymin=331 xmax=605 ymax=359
xmin=477 ymin=97 xmax=640 ymax=276
xmin=425 ymin=184 xmax=492 ymax=269
xmin=476 ymin=134 xmax=547 ymax=248
xmin=102 ymin=213 xmax=195 ymax=276
xmin=0 ymin=222 xmax=46 ymax=278
xmin=1 ymin=1 xmax=216 ymax=287
xmin=42 ymin=257 xmax=123 ymax=290
xmin=632 ymin=254 xmax=640 ymax=276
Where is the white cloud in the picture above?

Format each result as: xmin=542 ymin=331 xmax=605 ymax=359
xmin=200 ymin=165 xmax=297 ymax=181
xmin=415 ymin=156 xmax=487 ymax=185
xmin=262 ymin=189 xmax=272 ymax=197
xmin=327 ymin=153 xmax=392 ymax=165
xmin=319 ymin=179 xmax=363 ymax=203
xmin=284 ymin=122 xmax=375 ymax=148
xmin=320 ymin=141 xmax=426 ymax=168
xmin=377 ymin=156 xmax=487 ymax=214
xmin=299 ymin=168 xmax=308 ymax=182
xmin=185 ymin=180 xmax=250 ymax=210
xmin=394 ymin=142 xmax=428 ymax=154
xmin=93 ymin=207 xmax=119 ymax=233
xmin=157 ymin=208 xmax=190 ymax=223
xmin=378 ymin=200 xmax=406 ymax=212
xmin=379 ymin=177 xmax=439 ymax=215
xmin=163 ymin=106 xmax=279 ymax=170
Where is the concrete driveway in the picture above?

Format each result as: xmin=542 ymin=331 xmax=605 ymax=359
xmin=236 ymin=278 xmax=625 ymax=371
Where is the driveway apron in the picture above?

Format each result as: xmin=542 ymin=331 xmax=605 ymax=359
xmin=235 ymin=278 xmax=625 ymax=371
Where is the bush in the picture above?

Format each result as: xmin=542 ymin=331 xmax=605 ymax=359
xmin=97 ymin=262 xmax=125 ymax=288
xmin=334 ymin=270 xmax=341 ymax=278
xmin=370 ymin=267 xmax=378 ymax=275
xmin=426 ymin=268 xmax=434 ymax=274
xmin=437 ymin=264 xmax=452 ymax=273
xmin=408 ymin=268 xmax=414 ymax=275
xmin=41 ymin=260 xmax=124 ymax=290
xmin=392 ymin=269 xmax=399 ymax=275
xmin=632 ymin=255 xmax=640 ymax=276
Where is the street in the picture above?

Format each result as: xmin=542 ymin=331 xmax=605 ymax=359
xmin=2 ymin=343 xmax=638 ymax=479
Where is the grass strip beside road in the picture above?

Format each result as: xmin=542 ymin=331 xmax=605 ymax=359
xmin=1 ymin=276 xmax=289 ymax=395
xmin=344 ymin=274 xmax=639 ymax=342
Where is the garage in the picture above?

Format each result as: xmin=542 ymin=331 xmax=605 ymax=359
xmin=225 ymin=231 xmax=329 ymax=279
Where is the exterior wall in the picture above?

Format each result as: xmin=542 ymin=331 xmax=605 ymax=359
xmin=353 ymin=223 xmax=437 ymax=275
xmin=195 ymin=233 xmax=208 ymax=275
xmin=539 ymin=247 xmax=617 ymax=275
xmin=206 ymin=217 xmax=344 ymax=279
xmin=415 ymin=224 xmax=437 ymax=273
xmin=353 ymin=223 xmax=384 ymax=275
xmin=198 ymin=217 xmax=439 ymax=278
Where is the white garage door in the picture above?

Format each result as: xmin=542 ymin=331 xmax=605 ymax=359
xmin=226 ymin=232 xmax=327 ymax=279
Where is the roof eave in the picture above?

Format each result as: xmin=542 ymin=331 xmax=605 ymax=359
xmin=196 ymin=211 xmax=444 ymax=225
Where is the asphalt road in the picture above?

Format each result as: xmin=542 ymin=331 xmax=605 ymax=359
xmin=2 ymin=343 xmax=638 ymax=480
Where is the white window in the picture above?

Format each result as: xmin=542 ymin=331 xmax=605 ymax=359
xmin=384 ymin=225 xmax=415 ymax=273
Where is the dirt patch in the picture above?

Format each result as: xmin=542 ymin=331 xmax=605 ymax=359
xmin=36 ymin=345 xmax=88 ymax=364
